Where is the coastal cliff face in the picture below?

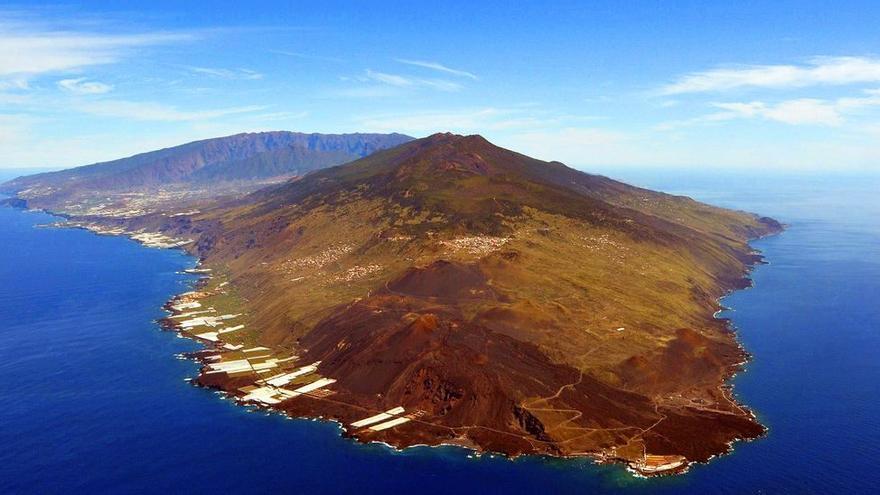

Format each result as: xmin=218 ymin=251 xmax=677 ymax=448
xmin=139 ymin=133 xmax=780 ymax=474
xmin=6 ymin=132 xmax=781 ymax=475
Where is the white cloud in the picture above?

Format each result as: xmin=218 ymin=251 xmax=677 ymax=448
xmin=324 ymin=85 xmax=402 ymax=99
xmin=364 ymin=69 xmax=412 ymax=87
xmin=0 ymin=77 xmax=29 ymax=91
xmin=57 ymin=77 xmax=113 ymax=94
xmin=419 ymin=79 xmax=463 ymax=92
xmin=0 ymin=24 xmax=193 ymax=77
xmin=661 ymin=56 xmax=880 ymax=94
xmin=270 ymin=50 xmax=345 ymax=63
xmin=188 ymin=67 xmax=263 ymax=80
xmin=505 ymin=126 xmax=880 ymax=172
xmin=658 ymin=89 xmax=880 ymax=129
xmin=713 ymin=99 xmax=843 ymax=125
xmin=394 ymin=59 xmax=478 ymax=80
xmin=836 ymin=88 xmax=880 ymax=110
xmin=359 ymin=69 xmax=462 ymax=92
xmin=74 ymin=100 xmax=266 ymax=122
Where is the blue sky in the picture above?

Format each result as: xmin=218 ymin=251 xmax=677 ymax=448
xmin=2 ymin=1 xmax=880 ymax=172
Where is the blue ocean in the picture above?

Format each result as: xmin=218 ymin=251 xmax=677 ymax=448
xmin=1 ymin=170 xmax=878 ymax=494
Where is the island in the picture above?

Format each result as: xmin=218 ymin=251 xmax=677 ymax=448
xmin=1 ymin=132 xmax=782 ymax=476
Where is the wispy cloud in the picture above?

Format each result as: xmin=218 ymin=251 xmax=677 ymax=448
xmin=419 ymin=79 xmax=463 ymax=92
xmin=74 ymin=99 xmax=266 ymax=122
xmin=365 ymin=69 xmax=412 ymax=87
xmin=271 ymin=50 xmax=345 ymax=63
xmin=661 ymin=56 xmax=880 ymax=94
xmin=395 ymin=59 xmax=478 ymax=80
xmin=323 ymin=85 xmax=402 ymax=99
xmin=657 ymin=89 xmax=880 ymax=129
xmin=188 ymin=66 xmax=263 ymax=80
xmin=361 ymin=69 xmax=462 ymax=92
xmin=713 ymin=99 xmax=844 ymax=126
xmin=0 ymin=77 xmax=29 ymax=91
xmin=0 ymin=21 xmax=194 ymax=77
xmin=57 ymin=77 xmax=113 ymax=95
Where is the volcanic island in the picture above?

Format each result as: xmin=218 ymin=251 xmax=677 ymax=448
xmin=2 ymin=133 xmax=782 ymax=475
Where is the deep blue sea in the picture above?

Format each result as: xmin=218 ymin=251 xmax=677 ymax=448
xmin=1 ymin=170 xmax=878 ymax=494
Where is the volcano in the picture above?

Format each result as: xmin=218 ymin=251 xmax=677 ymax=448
xmin=50 ymin=133 xmax=784 ymax=474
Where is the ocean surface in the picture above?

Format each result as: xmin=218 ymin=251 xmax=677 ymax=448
xmin=1 ymin=170 xmax=878 ymax=494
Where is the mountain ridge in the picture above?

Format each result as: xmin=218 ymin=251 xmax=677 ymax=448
xmin=0 ymin=131 xmax=413 ymax=209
